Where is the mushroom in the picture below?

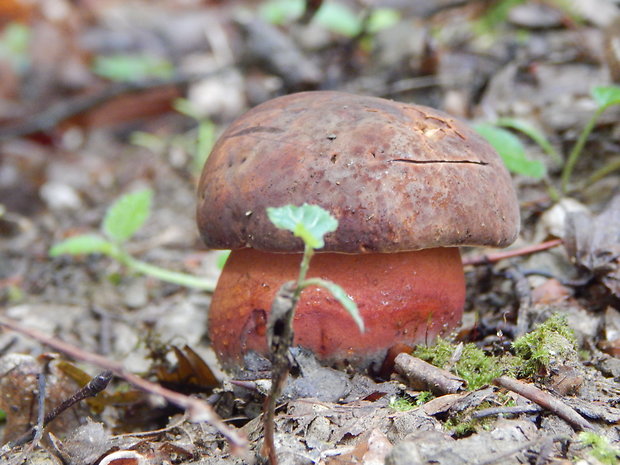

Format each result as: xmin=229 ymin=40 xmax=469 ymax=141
xmin=196 ymin=91 xmax=519 ymax=370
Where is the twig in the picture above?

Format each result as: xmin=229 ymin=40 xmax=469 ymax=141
xmin=8 ymin=371 xmax=113 ymax=448
xmin=394 ymin=352 xmax=466 ymax=395
xmin=462 ymin=239 xmax=563 ymax=267
xmin=493 ymin=376 xmax=594 ymax=431
xmin=0 ymin=70 xmax=226 ymax=139
xmin=33 ymin=374 xmax=46 ymax=444
xmin=0 ymin=315 xmax=247 ymax=453
xmin=472 ymin=404 xmax=542 ymax=419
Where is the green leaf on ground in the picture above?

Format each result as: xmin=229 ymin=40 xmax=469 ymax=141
xmin=103 ymin=189 xmax=153 ymax=243
xmin=267 ymin=204 xmax=338 ymax=249
xmin=366 ymin=8 xmax=401 ymax=34
xmin=49 ymin=234 xmax=115 ymax=257
xmin=92 ymin=54 xmax=173 ymax=82
xmin=474 ymin=123 xmax=546 ymax=179
xmin=591 ymin=85 xmax=620 ymax=109
xmin=496 ymin=117 xmax=560 ymax=163
xmin=314 ymin=2 xmax=361 ymax=37
xmin=259 ymin=0 xmax=304 ymax=24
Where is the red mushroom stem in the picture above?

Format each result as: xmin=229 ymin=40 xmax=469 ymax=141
xmin=208 ymin=247 xmax=465 ymax=369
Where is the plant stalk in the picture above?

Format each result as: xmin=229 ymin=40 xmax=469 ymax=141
xmin=117 ymin=250 xmax=216 ymax=292
xmin=561 ymin=106 xmax=605 ymax=194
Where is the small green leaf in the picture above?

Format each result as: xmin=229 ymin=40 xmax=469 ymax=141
xmin=303 ymin=278 xmax=364 ymax=333
xmin=173 ymin=98 xmax=202 ymax=120
xmin=50 ymin=234 xmax=115 ymax=257
xmin=259 ymin=0 xmax=304 ymax=24
xmin=193 ymin=119 xmax=216 ymax=173
xmin=496 ymin=117 xmax=560 ymax=163
xmin=267 ymin=204 xmax=338 ymax=250
xmin=366 ymin=8 xmax=401 ymax=34
xmin=591 ymin=85 xmax=620 ymax=109
xmin=474 ymin=123 xmax=546 ymax=179
xmin=130 ymin=131 xmax=167 ymax=153
xmin=92 ymin=54 xmax=173 ymax=82
xmin=315 ymin=2 xmax=362 ymax=37
xmin=103 ymin=189 xmax=153 ymax=243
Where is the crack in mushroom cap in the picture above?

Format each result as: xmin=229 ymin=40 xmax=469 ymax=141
xmin=197 ymin=91 xmax=520 ymax=253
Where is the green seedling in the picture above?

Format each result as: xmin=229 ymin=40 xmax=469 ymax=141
xmin=477 ymin=85 xmax=620 ymax=197
xmin=266 ymin=204 xmax=364 ymax=331
xmin=578 ymin=431 xmax=620 ymax=465
xmin=50 ymin=189 xmax=215 ymax=291
xmin=473 ymin=122 xmax=546 ymax=180
xmin=496 ymin=117 xmax=561 ymax=164
xmin=92 ymin=54 xmax=174 ymax=82
xmin=262 ymin=204 xmax=363 ymax=464
xmin=561 ymin=85 xmax=620 ymax=193
xmin=512 ymin=314 xmax=577 ymax=377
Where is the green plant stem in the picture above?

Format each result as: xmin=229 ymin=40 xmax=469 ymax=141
xmin=116 ymin=249 xmax=216 ymax=292
xmin=583 ymin=156 xmax=620 ymax=189
xmin=544 ymin=178 xmax=561 ymax=203
xmin=561 ymin=106 xmax=605 ymax=194
xmin=295 ymin=244 xmax=314 ymax=293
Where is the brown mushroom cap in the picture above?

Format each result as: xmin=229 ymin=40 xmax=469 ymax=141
xmin=197 ymin=91 xmax=520 ymax=253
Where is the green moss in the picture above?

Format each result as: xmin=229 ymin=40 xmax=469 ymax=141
xmin=578 ymin=432 xmax=620 ymax=465
xmin=388 ymin=391 xmax=434 ymax=412
xmin=512 ymin=314 xmax=577 ymax=377
xmin=388 ymin=396 xmax=416 ymax=412
xmin=444 ymin=401 xmax=497 ymax=437
xmin=445 ymin=416 xmax=478 ymax=437
xmin=414 ymin=339 xmax=512 ymax=390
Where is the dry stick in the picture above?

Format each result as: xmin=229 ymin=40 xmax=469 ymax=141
xmin=394 ymin=352 xmax=466 ymax=395
xmin=462 ymin=239 xmax=563 ymax=267
xmin=472 ymin=404 xmax=542 ymax=419
xmin=493 ymin=376 xmax=594 ymax=431
xmin=0 ymin=315 xmax=247 ymax=452
xmin=0 ymin=70 xmax=227 ymax=139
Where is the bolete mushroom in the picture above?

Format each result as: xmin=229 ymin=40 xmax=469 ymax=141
xmin=197 ymin=91 xmax=519 ymax=370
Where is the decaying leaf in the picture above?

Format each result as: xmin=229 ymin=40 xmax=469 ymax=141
xmin=57 ymin=361 xmax=142 ymax=414
xmin=324 ymin=428 xmax=392 ymax=465
xmin=564 ymin=193 xmax=620 ymax=297
xmin=154 ymin=344 xmax=220 ymax=393
xmin=0 ymin=354 xmax=84 ymax=444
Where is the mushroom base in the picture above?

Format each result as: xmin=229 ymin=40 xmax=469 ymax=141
xmin=208 ymin=248 xmax=465 ymax=371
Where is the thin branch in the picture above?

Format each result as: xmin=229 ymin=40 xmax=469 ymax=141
xmin=0 ymin=315 xmax=247 ymax=453
xmin=0 ymin=70 xmax=227 ymax=139
xmin=493 ymin=376 xmax=594 ymax=431
xmin=462 ymin=239 xmax=563 ymax=267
